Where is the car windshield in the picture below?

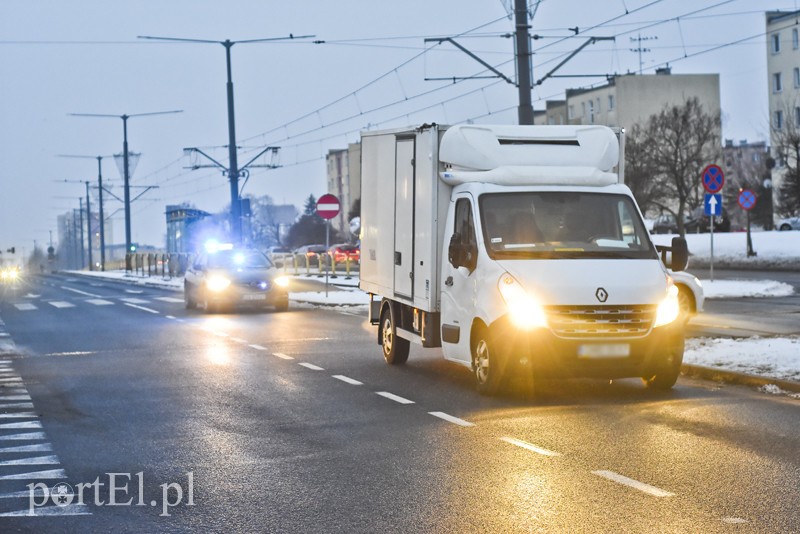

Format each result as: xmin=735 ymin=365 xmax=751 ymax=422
xmin=479 ymin=192 xmax=657 ymax=260
xmin=207 ymin=249 xmax=272 ymax=270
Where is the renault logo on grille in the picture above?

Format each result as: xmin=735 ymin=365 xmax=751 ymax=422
xmin=595 ymin=287 xmax=608 ymax=303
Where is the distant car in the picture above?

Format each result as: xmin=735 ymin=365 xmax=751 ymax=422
xmin=0 ymin=266 xmax=21 ymax=284
xmin=777 ymin=216 xmax=800 ymax=231
xmin=328 ymin=243 xmax=360 ymax=264
xmin=184 ymin=246 xmax=289 ymax=313
xmin=293 ymin=244 xmax=327 ymax=265
xmin=652 ymin=214 xmax=679 ymax=234
xmin=267 ymin=245 xmax=292 ymax=256
xmin=669 ymin=270 xmax=704 ymax=323
xmin=684 ymin=206 xmax=730 ymax=233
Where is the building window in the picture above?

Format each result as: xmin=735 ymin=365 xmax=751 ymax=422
xmin=794 ymin=28 xmax=799 ymax=49
xmin=581 ymin=102 xmax=585 ymax=117
xmin=775 ymin=110 xmax=784 ymax=130
xmin=774 ymin=72 xmax=783 ymax=93
xmin=752 ymin=153 xmax=760 ymax=163
xmin=596 ymin=97 xmax=601 ymax=112
xmin=588 ymin=100 xmax=595 ymax=123
xmin=794 ymin=67 xmax=800 ymax=88
xmin=796 ymin=107 xmax=800 ymax=127
xmin=773 ymin=33 xmax=781 ymax=53
xmin=608 ymin=95 xmax=615 ymax=110
xmin=568 ymin=105 xmax=574 ymax=119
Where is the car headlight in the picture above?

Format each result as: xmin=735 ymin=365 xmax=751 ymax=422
xmin=498 ymin=273 xmax=547 ymax=330
xmin=206 ymin=274 xmax=231 ymax=292
xmin=274 ymin=275 xmax=289 ymax=288
xmin=653 ymin=283 xmax=680 ymax=328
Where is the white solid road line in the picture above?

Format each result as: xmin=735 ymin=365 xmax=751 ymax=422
xmin=298 ymin=362 xmax=324 ymax=371
xmin=155 ymin=297 xmax=184 ymax=303
xmin=591 ymin=470 xmax=674 ymax=498
xmin=120 ymin=298 xmax=150 ymax=304
xmin=332 ymin=375 xmax=363 ymax=385
xmin=273 ymin=352 xmax=294 ymax=360
xmin=428 ymin=412 xmax=475 ymax=427
xmin=376 ymin=391 xmax=415 ymax=405
xmin=499 ymin=437 xmax=560 ymax=457
xmin=12 ymin=303 xmax=36 ymax=311
xmin=123 ymin=303 xmax=160 ymax=314
xmin=60 ymin=286 xmax=102 ymax=298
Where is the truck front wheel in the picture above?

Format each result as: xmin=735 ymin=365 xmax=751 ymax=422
xmin=380 ymin=306 xmax=409 ymax=365
xmin=642 ymin=350 xmax=683 ymax=390
xmin=472 ymin=327 xmax=506 ymax=396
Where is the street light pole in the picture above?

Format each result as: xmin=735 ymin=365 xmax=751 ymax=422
xmin=138 ymin=34 xmax=312 ymax=243
xmin=70 ymin=110 xmax=182 ymax=270
xmin=84 ymin=180 xmax=93 ymax=271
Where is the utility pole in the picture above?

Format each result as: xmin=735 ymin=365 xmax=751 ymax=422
xmin=84 ymin=181 xmax=93 ymax=270
xmin=630 ymin=34 xmax=657 ymax=73
xmin=138 ymin=34 xmax=313 ymax=243
xmin=78 ymin=200 xmax=85 ymax=269
xmin=514 ymin=0 xmax=533 ymax=124
xmin=70 ymin=110 xmax=182 ymax=270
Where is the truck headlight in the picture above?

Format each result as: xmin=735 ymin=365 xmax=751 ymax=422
xmin=653 ymin=284 xmax=680 ymax=328
xmin=274 ymin=275 xmax=289 ymax=288
xmin=206 ymin=275 xmax=231 ymax=292
xmin=498 ymin=273 xmax=547 ymax=330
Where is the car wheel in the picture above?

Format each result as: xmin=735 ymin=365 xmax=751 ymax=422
xmin=472 ymin=326 xmax=507 ymax=396
xmin=380 ymin=305 xmax=409 ymax=365
xmin=201 ymin=292 xmax=217 ymax=314
xmin=676 ymin=285 xmax=694 ymax=324
xmin=642 ymin=350 xmax=683 ymax=391
xmin=780 ymin=224 xmax=792 ymax=231
xmin=274 ymin=297 xmax=289 ymax=312
xmin=184 ymin=284 xmax=196 ymax=310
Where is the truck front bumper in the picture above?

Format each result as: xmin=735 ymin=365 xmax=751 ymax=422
xmin=490 ymin=316 xmax=684 ymax=379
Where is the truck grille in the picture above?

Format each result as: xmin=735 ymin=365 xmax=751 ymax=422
xmin=545 ymin=305 xmax=656 ymax=339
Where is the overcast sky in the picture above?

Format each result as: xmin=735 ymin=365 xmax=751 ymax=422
xmin=1 ymin=0 xmax=797 ymax=254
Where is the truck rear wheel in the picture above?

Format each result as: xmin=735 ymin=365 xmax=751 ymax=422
xmin=472 ymin=327 xmax=506 ymax=396
xmin=380 ymin=306 xmax=409 ymax=365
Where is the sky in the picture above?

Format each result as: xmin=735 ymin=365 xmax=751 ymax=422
xmin=2 ymin=0 xmax=799 ymax=255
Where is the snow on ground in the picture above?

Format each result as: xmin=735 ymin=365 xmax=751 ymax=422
xmin=651 ymin=229 xmax=800 ymax=268
xmin=685 ymin=337 xmax=800 ymax=385
xmin=700 ymin=279 xmax=795 ymax=298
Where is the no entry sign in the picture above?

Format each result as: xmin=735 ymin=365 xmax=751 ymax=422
xmin=316 ymin=194 xmax=340 ymax=220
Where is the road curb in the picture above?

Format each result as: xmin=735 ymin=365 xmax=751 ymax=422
xmin=682 ymin=363 xmax=800 ymax=393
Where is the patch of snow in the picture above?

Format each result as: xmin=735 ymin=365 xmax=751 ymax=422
xmin=685 ymin=337 xmax=800 ymax=383
xmin=700 ymin=279 xmax=795 ymax=299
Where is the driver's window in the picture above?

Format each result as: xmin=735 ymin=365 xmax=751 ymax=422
xmin=454 ymin=198 xmax=477 ymax=269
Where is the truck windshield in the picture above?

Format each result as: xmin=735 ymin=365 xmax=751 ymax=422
xmin=479 ymin=192 xmax=657 ymax=260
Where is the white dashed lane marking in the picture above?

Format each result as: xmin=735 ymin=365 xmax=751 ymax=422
xmin=120 ymin=298 xmax=150 ymax=305
xmin=376 ymin=392 xmax=415 ymax=405
xmin=155 ymin=297 xmax=184 ymax=303
xmin=249 ymin=344 xmax=267 ymax=351
xmin=48 ymin=301 xmax=75 ymax=309
xmin=273 ymin=352 xmax=294 ymax=360
xmin=60 ymin=286 xmax=102 ymax=298
xmin=332 ymin=375 xmax=363 ymax=385
xmin=592 ymin=470 xmax=674 ymax=498
xmin=298 ymin=362 xmax=324 ymax=371
xmin=499 ymin=437 xmax=560 ymax=457
xmin=428 ymin=412 xmax=474 ymax=427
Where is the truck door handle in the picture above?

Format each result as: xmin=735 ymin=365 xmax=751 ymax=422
xmin=445 ymin=276 xmax=453 ymax=287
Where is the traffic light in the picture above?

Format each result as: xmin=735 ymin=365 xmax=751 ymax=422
xmin=5 ymin=247 xmax=14 ymax=254
xmin=47 ymin=246 xmax=55 ymax=261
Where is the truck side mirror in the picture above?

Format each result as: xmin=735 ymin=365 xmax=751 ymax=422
xmin=448 ymin=233 xmax=463 ymax=267
xmin=670 ymin=237 xmax=688 ymax=272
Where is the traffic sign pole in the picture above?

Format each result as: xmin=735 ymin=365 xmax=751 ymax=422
xmin=710 ymin=211 xmax=714 ymax=282
xmin=316 ymin=194 xmax=341 ymax=298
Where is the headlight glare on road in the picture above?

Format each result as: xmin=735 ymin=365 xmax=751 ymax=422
xmin=206 ymin=275 xmax=231 ymax=292
xmin=498 ymin=273 xmax=547 ymax=330
xmin=654 ymin=283 xmax=680 ymax=328
xmin=274 ymin=276 xmax=289 ymax=288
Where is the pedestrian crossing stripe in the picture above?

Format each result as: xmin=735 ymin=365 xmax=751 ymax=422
xmin=47 ymin=302 xmax=75 ymax=309
xmin=12 ymin=304 xmax=36 ymax=311
xmin=86 ymin=299 xmax=114 ymax=306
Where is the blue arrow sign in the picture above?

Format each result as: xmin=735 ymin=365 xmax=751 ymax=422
xmin=704 ymin=193 xmax=722 ymax=216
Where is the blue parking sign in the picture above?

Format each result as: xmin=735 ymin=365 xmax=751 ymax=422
xmin=704 ymin=193 xmax=722 ymax=216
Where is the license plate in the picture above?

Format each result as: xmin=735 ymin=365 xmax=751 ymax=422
xmin=242 ymin=293 xmax=267 ymax=301
xmin=577 ymin=343 xmax=630 ymax=359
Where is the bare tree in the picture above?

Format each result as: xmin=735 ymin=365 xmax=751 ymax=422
xmin=640 ymin=98 xmax=721 ymax=236
xmin=771 ymin=99 xmax=800 ymax=216
xmin=624 ymin=123 xmax=666 ymax=216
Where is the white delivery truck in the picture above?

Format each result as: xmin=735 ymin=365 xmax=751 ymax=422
xmin=359 ymin=123 xmax=689 ymax=395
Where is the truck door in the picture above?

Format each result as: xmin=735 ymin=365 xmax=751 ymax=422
xmin=393 ymin=137 xmax=415 ymax=299
xmin=440 ymin=195 xmax=478 ymax=364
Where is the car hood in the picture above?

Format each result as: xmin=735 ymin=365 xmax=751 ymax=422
xmin=495 ymin=259 xmax=669 ymax=306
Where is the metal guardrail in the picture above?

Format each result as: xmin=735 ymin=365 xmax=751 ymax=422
xmin=124 ymin=252 xmax=360 ymax=279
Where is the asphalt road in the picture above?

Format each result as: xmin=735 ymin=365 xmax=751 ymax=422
xmin=0 ymin=272 xmax=798 ymax=532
